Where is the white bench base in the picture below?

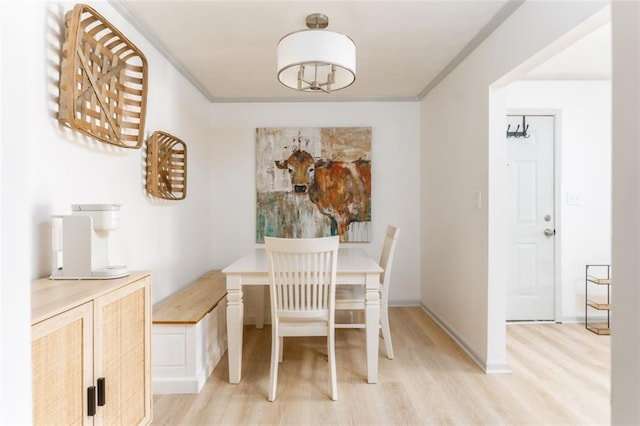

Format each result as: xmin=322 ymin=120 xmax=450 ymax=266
xmin=152 ymin=297 xmax=227 ymax=394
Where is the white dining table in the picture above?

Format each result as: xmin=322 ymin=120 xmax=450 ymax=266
xmin=222 ymin=247 xmax=384 ymax=384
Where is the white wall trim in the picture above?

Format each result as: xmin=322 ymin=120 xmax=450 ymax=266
xmin=420 ymin=304 xmax=511 ymax=374
xmin=559 ymin=314 xmax=608 ymax=324
xmin=418 ymin=0 xmax=525 ymax=99
xmin=108 ymin=0 xmax=216 ymax=102
xmin=388 ymin=300 xmax=421 ymax=307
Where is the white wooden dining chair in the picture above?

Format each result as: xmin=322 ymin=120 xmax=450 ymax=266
xmin=265 ymin=235 xmax=340 ymax=402
xmin=335 ymin=225 xmax=400 ymax=359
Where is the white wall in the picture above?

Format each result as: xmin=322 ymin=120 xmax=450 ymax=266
xmin=1 ymin=1 xmax=32 ymax=422
xmin=611 ymin=2 xmax=640 ymax=423
xmin=33 ymin=1 xmax=217 ymax=304
xmin=1 ymin=1 xmax=214 ymax=422
xmin=505 ymin=80 xmax=612 ymax=321
xmin=208 ymin=102 xmax=422 ymax=308
xmin=0 ymin=1 xmax=4 ymax=415
xmin=420 ymin=1 xmax=608 ymax=372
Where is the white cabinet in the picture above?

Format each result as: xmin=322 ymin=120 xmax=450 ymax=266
xmin=31 ymin=272 xmax=152 ymax=425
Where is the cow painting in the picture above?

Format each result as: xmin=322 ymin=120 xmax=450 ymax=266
xmin=275 ymin=149 xmax=371 ymax=239
xmin=256 ymin=127 xmax=371 ymax=243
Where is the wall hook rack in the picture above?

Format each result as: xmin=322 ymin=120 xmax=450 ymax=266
xmin=506 ymin=115 xmax=530 ymax=138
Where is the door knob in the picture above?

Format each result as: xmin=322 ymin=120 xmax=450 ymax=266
xmin=544 ymin=228 xmax=556 ymax=237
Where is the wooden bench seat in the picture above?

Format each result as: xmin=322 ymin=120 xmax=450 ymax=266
xmin=152 ymin=270 xmax=228 ymax=394
xmin=153 ymin=269 xmax=227 ymax=325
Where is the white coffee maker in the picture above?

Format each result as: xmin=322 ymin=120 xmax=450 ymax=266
xmin=50 ymin=204 xmax=129 ymax=280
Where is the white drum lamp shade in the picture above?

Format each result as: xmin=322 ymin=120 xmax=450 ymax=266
xmin=277 ymin=15 xmax=356 ymax=93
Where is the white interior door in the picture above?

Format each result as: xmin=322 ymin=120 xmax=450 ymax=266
xmin=506 ymin=115 xmax=555 ymax=321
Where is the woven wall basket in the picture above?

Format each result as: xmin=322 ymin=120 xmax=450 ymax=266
xmin=146 ymin=131 xmax=187 ymax=200
xmin=58 ymin=4 xmax=148 ymax=149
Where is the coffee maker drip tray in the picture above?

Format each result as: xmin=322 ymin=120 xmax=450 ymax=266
xmin=50 ymin=265 xmax=129 ymax=280
xmin=92 ymin=265 xmax=129 ymax=279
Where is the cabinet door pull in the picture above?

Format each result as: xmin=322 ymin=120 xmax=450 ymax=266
xmin=97 ymin=377 xmax=106 ymax=406
xmin=87 ymin=385 xmax=96 ymax=416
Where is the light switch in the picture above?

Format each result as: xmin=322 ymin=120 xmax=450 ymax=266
xmin=567 ymin=192 xmax=583 ymax=206
xmin=474 ymin=191 xmax=482 ymax=209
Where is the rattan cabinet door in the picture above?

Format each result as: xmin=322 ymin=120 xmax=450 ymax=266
xmin=32 ymin=302 xmax=94 ymax=426
xmin=93 ymin=277 xmax=151 ymax=426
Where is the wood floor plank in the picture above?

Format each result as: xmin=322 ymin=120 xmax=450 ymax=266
xmin=153 ymin=307 xmax=610 ymax=425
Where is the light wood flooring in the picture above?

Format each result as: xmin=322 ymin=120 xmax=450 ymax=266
xmin=152 ymin=307 xmax=610 ymax=425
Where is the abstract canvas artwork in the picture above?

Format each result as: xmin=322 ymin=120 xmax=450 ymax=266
xmin=256 ymin=127 xmax=372 ymax=243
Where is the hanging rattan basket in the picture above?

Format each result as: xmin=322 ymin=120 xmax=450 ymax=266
xmin=58 ymin=3 xmax=148 ymax=149
xmin=146 ymin=131 xmax=187 ymax=200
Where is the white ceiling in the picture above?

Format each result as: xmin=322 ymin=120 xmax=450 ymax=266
xmin=525 ymin=21 xmax=611 ymax=80
xmin=112 ymin=1 xmax=610 ymax=103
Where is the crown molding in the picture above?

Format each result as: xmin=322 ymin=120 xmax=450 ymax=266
xmin=418 ymin=0 xmax=525 ymax=100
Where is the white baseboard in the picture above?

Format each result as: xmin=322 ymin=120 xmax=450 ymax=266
xmin=420 ymin=304 xmax=511 ymax=374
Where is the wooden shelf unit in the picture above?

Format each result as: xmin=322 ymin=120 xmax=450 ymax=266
xmin=585 ymin=265 xmax=611 ymax=335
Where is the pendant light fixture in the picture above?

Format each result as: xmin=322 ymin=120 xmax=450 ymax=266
xmin=277 ymin=13 xmax=356 ymax=93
